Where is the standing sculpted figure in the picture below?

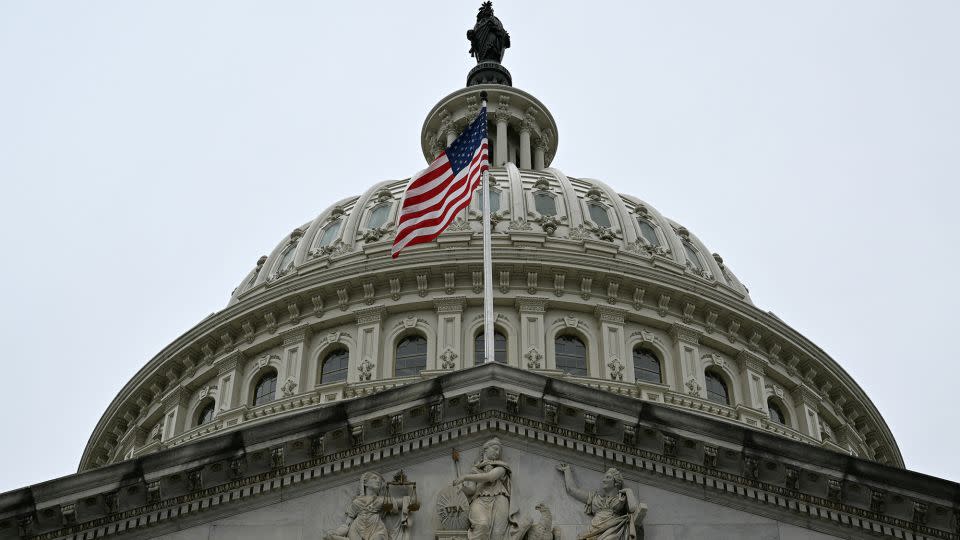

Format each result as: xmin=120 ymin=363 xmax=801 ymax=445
xmin=556 ymin=464 xmax=647 ymax=540
xmin=452 ymin=437 xmax=515 ymax=539
xmin=325 ymin=471 xmax=418 ymax=540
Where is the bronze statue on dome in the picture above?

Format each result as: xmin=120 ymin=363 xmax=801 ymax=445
xmin=467 ymin=2 xmax=511 ymax=64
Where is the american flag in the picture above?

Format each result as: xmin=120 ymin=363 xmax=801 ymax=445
xmin=392 ymin=106 xmax=489 ymax=258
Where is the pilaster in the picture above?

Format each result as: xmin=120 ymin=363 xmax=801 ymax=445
xmin=215 ymin=352 xmax=244 ymax=412
xmin=279 ymin=327 xmax=310 ymax=398
xmin=670 ymin=323 xmax=705 ymax=398
xmin=737 ymin=350 xmax=769 ymax=411
xmin=353 ymin=305 xmax=386 ymax=382
xmin=159 ymin=386 xmax=189 ymax=442
xmin=434 ymin=297 xmax=466 ymax=370
xmin=515 ymin=297 xmax=547 ymax=369
xmin=595 ymin=306 xmax=628 ymax=382
xmin=792 ymin=383 xmax=824 ymax=441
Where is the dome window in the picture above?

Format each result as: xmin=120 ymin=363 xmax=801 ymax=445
xmin=768 ymin=399 xmax=787 ymax=425
xmin=705 ymin=370 xmax=730 ymax=405
xmin=476 ymin=188 xmax=501 ymax=213
xmin=587 ymin=202 xmax=611 ymax=228
xmin=318 ymin=220 xmax=342 ymax=247
xmin=475 ymin=331 xmax=507 ymax=364
xmin=276 ymin=243 xmax=298 ymax=275
xmin=395 ymin=335 xmax=427 ymax=377
xmin=367 ymin=203 xmax=391 ymax=229
xmin=253 ymin=370 xmax=278 ymax=406
xmin=320 ymin=349 xmax=349 ymax=384
xmin=633 ymin=347 xmax=662 ymax=383
xmin=683 ymin=243 xmax=704 ymax=272
xmin=534 ymin=192 xmax=557 ymax=216
xmin=196 ymin=399 xmax=215 ymax=427
xmin=638 ymin=220 xmax=661 ymax=247
xmin=555 ymin=334 xmax=587 ymax=376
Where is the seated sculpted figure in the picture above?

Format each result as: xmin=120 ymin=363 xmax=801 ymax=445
xmin=325 ymin=471 xmax=418 ymax=540
xmin=556 ymin=464 xmax=647 ymax=540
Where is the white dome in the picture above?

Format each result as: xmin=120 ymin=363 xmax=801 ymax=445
xmin=229 ymin=165 xmax=752 ymax=308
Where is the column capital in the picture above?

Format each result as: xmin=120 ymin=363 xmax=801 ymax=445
xmin=434 ymin=296 xmax=467 ymax=313
xmin=216 ymin=351 xmax=245 ymax=375
xmin=669 ymin=323 xmax=701 ymax=344
xmin=161 ymin=385 xmax=189 ymax=408
xmin=594 ymin=305 xmax=627 ymax=325
xmin=281 ymin=327 xmax=310 ymax=347
xmin=792 ymin=383 xmax=822 ymax=408
xmin=515 ymin=297 xmax=547 ymax=313
xmin=736 ymin=349 xmax=768 ymax=374
xmin=354 ymin=305 xmax=387 ymax=325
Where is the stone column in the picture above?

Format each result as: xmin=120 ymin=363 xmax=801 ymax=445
xmin=595 ymin=306 xmax=629 ymax=382
xmin=495 ymin=114 xmax=509 ymax=166
xmin=215 ymin=352 xmax=244 ymax=412
xmin=278 ymin=328 xmax=310 ymax=398
xmin=353 ymin=306 xmax=385 ymax=382
xmin=446 ymin=129 xmax=456 ymax=147
xmin=533 ymin=141 xmax=546 ymax=171
xmin=793 ymin=384 xmax=823 ymax=441
xmin=670 ymin=324 xmax=705 ymax=398
xmin=516 ymin=298 xmax=547 ymax=370
xmin=519 ymin=127 xmax=532 ymax=170
xmin=434 ymin=297 xmax=466 ymax=369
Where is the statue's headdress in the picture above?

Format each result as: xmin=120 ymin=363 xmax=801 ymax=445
xmin=478 ymin=1 xmax=494 ymax=19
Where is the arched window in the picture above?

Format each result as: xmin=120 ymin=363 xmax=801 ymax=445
xmin=252 ymin=370 xmax=278 ymax=406
xmin=638 ymin=220 xmax=660 ymax=247
xmin=587 ymin=203 xmax=611 ymax=228
xmin=534 ymin=192 xmax=557 ymax=216
xmin=318 ymin=220 xmax=342 ymax=247
xmin=367 ymin=204 xmax=391 ymax=229
xmin=633 ymin=347 xmax=662 ymax=383
xmin=555 ymin=335 xmax=587 ymax=376
xmin=475 ymin=331 xmax=507 ymax=364
xmin=276 ymin=243 xmax=298 ymax=274
xmin=704 ymin=370 xmax=729 ymax=405
xmin=683 ymin=243 xmax=703 ymax=272
xmin=196 ymin=399 xmax=215 ymax=427
xmin=395 ymin=335 xmax=427 ymax=377
xmin=768 ymin=399 xmax=787 ymax=425
xmin=320 ymin=349 xmax=349 ymax=384
xmin=476 ymin=189 xmax=501 ymax=213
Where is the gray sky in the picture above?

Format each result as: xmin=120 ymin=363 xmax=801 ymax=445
xmin=1 ymin=1 xmax=957 ymax=493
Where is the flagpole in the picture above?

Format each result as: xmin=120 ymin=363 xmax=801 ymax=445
xmin=480 ymin=91 xmax=495 ymax=364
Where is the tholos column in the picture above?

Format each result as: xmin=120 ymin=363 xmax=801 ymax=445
xmin=446 ymin=128 xmax=457 ymax=147
xmin=495 ymin=114 xmax=508 ymax=166
xmin=533 ymin=141 xmax=546 ymax=170
xmin=519 ymin=127 xmax=532 ymax=169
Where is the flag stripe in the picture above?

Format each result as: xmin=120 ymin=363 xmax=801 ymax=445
xmin=392 ymin=105 xmax=488 ymax=259
xmin=394 ymin=145 xmax=487 ymax=247
xmin=398 ymin=142 xmax=488 ymax=221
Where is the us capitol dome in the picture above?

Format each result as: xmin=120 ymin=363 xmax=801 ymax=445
xmin=78 ymin=39 xmax=900 ymax=478
xmin=11 ymin=5 xmax=960 ymax=540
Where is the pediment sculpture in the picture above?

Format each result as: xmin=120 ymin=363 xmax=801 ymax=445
xmin=324 ymin=470 xmax=419 ymax=540
xmin=557 ymin=463 xmax=647 ymax=539
xmin=441 ymin=437 xmax=559 ymax=539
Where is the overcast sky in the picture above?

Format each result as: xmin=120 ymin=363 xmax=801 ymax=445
xmin=1 ymin=1 xmax=958 ymax=493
